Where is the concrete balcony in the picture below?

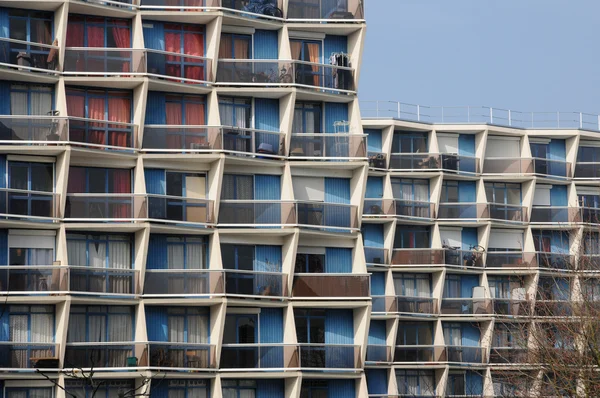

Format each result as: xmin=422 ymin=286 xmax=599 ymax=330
xmin=485 ymin=252 xmax=536 ymax=268
xmin=0 ymin=342 xmax=59 ymax=369
xmin=0 ymin=37 xmax=60 ymax=74
xmin=0 ymin=116 xmax=68 ymax=144
xmin=394 ymin=345 xmax=446 ymax=363
xmin=446 ymin=345 xmax=487 ymax=364
xmin=287 ymin=0 xmax=364 ymax=20
xmin=298 ymin=344 xmax=361 ymax=369
xmin=366 ymin=344 xmax=392 ymax=363
xmin=440 ymin=298 xmax=492 ymax=315
xmin=437 ymin=203 xmax=489 ymax=219
xmin=64 ymin=342 xmax=148 ymax=369
xmin=364 ymin=246 xmax=389 ymax=265
xmin=483 ymin=157 xmax=533 ymax=174
xmin=146 ymin=49 xmax=212 ymax=84
xmin=63 ymin=48 xmax=146 ymax=77
xmin=68 ymin=117 xmax=137 ymax=150
xmin=222 ymin=127 xmax=286 ymax=159
xmin=530 ymin=206 xmax=580 ymax=224
xmin=218 ymin=200 xmax=297 ymax=227
xmin=220 ymin=344 xmax=299 ymax=369
xmin=292 ymin=273 xmax=370 ymax=298
xmin=0 ymin=188 xmax=60 ymax=221
xmin=532 ymin=157 xmax=570 ymax=178
xmin=68 ymin=266 xmax=139 ymax=296
xmin=295 ymin=201 xmax=359 ymax=231
xmin=487 ymin=203 xmax=528 ymax=223
xmin=148 ymin=342 xmax=215 ymax=370
xmin=289 ymin=134 xmax=366 ymax=160
xmin=223 ymin=269 xmax=287 ymax=298
xmin=143 ymin=269 xmax=223 ymax=297
xmin=142 ymin=125 xmax=222 ymax=153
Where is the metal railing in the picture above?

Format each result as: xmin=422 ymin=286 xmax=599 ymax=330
xmin=63 ymin=48 xmax=146 ymax=75
xmin=298 ymin=344 xmax=361 ymax=369
xmin=535 ymin=252 xmax=574 ymax=270
xmin=147 ymin=342 xmax=215 ymax=369
xmin=483 ymin=158 xmax=534 ymax=174
xmin=0 ymin=116 xmax=68 ymax=144
xmin=364 ymin=246 xmax=388 ymax=265
xmin=446 ymin=345 xmax=487 ymax=363
xmin=440 ymin=298 xmax=492 ymax=315
xmin=579 ymin=207 xmax=600 ymax=224
xmin=80 ymin=0 xmax=136 ymax=9
xmin=578 ymin=254 xmax=600 ymax=271
xmin=391 ymin=249 xmax=444 ymax=265
xmin=363 ymin=199 xmax=394 ymax=216
xmin=491 ymin=299 xmax=531 ymax=316
xmin=146 ymin=49 xmax=212 ymax=83
xmin=223 ymin=269 xmax=287 ymax=297
xmin=287 ymin=0 xmax=364 ymax=21
xmin=574 ymin=162 xmax=600 ymax=179
xmin=292 ymin=273 xmax=370 ymax=298
xmin=389 ymin=153 xmax=440 ymax=170
xmin=442 ymin=249 xmax=484 ymax=268
xmin=0 ymin=342 xmax=59 ymax=369
xmin=64 ymin=193 xmax=146 ymax=221
xmin=64 ymin=342 xmax=147 ymax=369
xmin=532 ymin=157 xmax=570 ymax=178
xmin=139 ymin=0 xmax=285 ymax=21
xmin=360 ymin=101 xmax=600 ymax=132
xmin=0 ymin=37 xmax=60 ymax=73
xmin=218 ymin=200 xmax=296 ymax=226
xmin=295 ymin=201 xmax=358 ymax=230
xmin=68 ymin=117 xmax=137 ymax=150
xmin=395 ymin=296 xmax=438 ymax=315
xmin=289 ymin=133 xmax=366 ymax=159
xmin=530 ymin=206 xmax=580 ymax=223
xmin=222 ymin=126 xmax=285 ymax=158
xmin=147 ymin=194 xmax=214 ymax=224
xmin=366 ymin=344 xmax=392 ymax=363
xmin=534 ymin=300 xmax=572 ymax=317
xmin=143 ymin=269 xmax=223 ymax=296
xmin=0 ymin=188 xmax=60 ymax=220
xmin=142 ymin=125 xmax=222 ymax=152
xmin=485 ymin=252 xmax=535 ymax=268
xmin=392 ymin=199 xmax=435 ymax=219
xmin=487 ymin=203 xmax=528 ymax=222
xmin=371 ymin=296 xmax=397 ymax=313
xmin=220 ymin=344 xmax=298 ymax=369
xmin=394 ymin=345 xmax=446 ymax=362
xmin=440 ymin=154 xmax=479 ymax=173
xmin=0 ymin=266 xmax=65 ymax=293
xmin=68 ymin=266 xmax=139 ymax=295
xmin=489 ymin=347 xmax=529 ymax=364
xmin=437 ymin=203 xmax=488 ymax=219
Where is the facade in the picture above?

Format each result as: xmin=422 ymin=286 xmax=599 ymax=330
xmin=0 ymin=0 xmax=368 ymax=397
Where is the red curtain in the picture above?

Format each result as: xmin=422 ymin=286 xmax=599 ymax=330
xmin=166 ymin=102 xmax=183 ymax=149
xmin=165 ymin=32 xmax=181 ymax=78
xmin=88 ymin=98 xmax=106 ymax=147
xmin=184 ymin=31 xmax=204 ymax=81
xmin=108 ymin=97 xmax=132 ymax=148
xmin=66 ymin=94 xmax=86 ymax=143
xmin=111 ymin=21 xmax=131 ymax=73
xmin=66 ymin=22 xmax=85 ymax=71
xmin=67 ymin=167 xmax=86 ymax=193
xmin=111 ymin=169 xmax=132 ymax=218
xmin=185 ymin=103 xmax=206 ymax=147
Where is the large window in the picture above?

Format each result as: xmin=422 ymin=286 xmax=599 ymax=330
xmin=396 ymin=370 xmax=436 ymax=397
xmin=290 ymin=39 xmax=322 ymax=86
xmin=393 ymin=273 xmax=431 ymax=297
xmin=391 ymin=178 xmax=431 ymax=217
xmin=3 ymin=9 xmax=54 ymax=70
xmin=578 ymin=146 xmax=600 ymax=163
xmin=485 ymin=182 xmax=521 ymax=205
xmin=68 ymin=167 xmax=132 ymax=194
xmin=219 ymin=33 xmax=252 ymax=59
xmin=299 ymin=380 xmax=328 ymax=398
xmin=7 ymin=161 xmax=54 ymax=218
xmin=7 ymin=305 xmax=55 ymax=368
xmin=295 ymin=253 xmax=325 ymax=273
xmin=166 ymin=236 xmax=207 ymax=270
xmin=392 ymin=133 xmax=427 ymax=153
xmin=66 ymin=16 xmax=131 ymax=48
xmin=396 ymin=322 xmax=433 ymax=345
xmin=162 ymin=94 xmax=207 ymax=149
xmin=222 ymin=380 xmax=256 ymax=398
xmin=162 ymin=23 xmax=205 ymax=80
xmin=295 ymin=309 xmax=325 ymax=344
xmin=65 ymin=380 xmax=134 ymax=398
xmin=293 ymin=102 xmax=322 ymax=134
xmin=7 ymin=83 xmax=53 ymax=116
xmin=6 ymin=388 xmax=53 ymax=398
xmin=165 ymin=380 xmax=210 ymax=398
xmin=393 ymin=226 xmax=430 ymax=249
xmin=222 ymin=313 xmax=257 ymax=368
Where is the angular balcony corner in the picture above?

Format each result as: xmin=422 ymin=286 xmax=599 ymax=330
xmin=366 ymin=344 xmax=392 ymax=364
xmin=483 ymin=158 xmax=533 ymax=174
xmin=298 ymin=344 xmax=361 ymax=370
xmin=394 ymin=345 xmax=446 ymax=363
xmin=0 ymin=266 xmax=67 ymax=295
xmin=371 ymin=295 xmax=397 ymax=313
xmin=446 ymin=346 xmax=487 ymax=364
xmin=68 ymin=117 xmax=137 ymax=150
xmin=63 ymin=48 xmax=146 ymax=77
xmin=218 ymin=200 xmax=296 ymax=227
xmin=363 ymin=199 xmax=394 ymax=217
xmin=443 ymin=249 xmax=484 ymax=268
xmin=291 ymin=61 xmax=356 ymax=92
xmin=535 ymin=252 xmax=575 ymax=271
xmin=530 ymin=206 xmax=580 ymax=224
xmin=487 ymin=203 xmax=528 ymax=223
xmin=147 ymin=195 xmax=214 ymax=225
xmin=392 ymin=200 xmax=435 ymax=220
xmin=64 ymin=342 xmax=148 ymax=370
xmin=143 ymin=125 xmax=222 ymax=153
xmin=532 ymin=157 xmax=570 ymax=179
xmin=574 ymin=162 xmax=600 ymax=179
xmin=395 ymin=296 xmax=438 ymax=315
xmin=492 ymin=298 xmax=532 ymax=317
xmin=364 ymin=246 xmax=389 ymax=266
xmin=0 ymin=188 xmax=60 ymax=221
xmin=224 ymin=269 xmax=287 ymax=298
xmin=437 ymin=203 xmax=488 ymax=220
xmin=440 ymin=298 xmax=492 ymax=315
xmin=391 ymin=249 xmax=444 ymax=266
xmin=148 ymin=342 xmax=216 ymax=370
xmin=485 ymin=252 xmax=536 ymax=269
xmin=295 ymin=201 xmax=359 ymax=231
xmin=146 ymin=49 xmax=212 ymax=84
xmin=287 ymin=0 xmax=364 ymax=21
xmin=439 ymin=154 xmax=480 ymax=174
xmin=222 ymin=127 xmax=285 ymax=159
xmin=0 ymin=116 xmax=68 ymax=145
xmin=289 ymin=134 xmax=366 ymax=160
xmin=68 ymin=266 xmax=139 ymax=296
xmin=292 ymin=273 xmax=370 ymax=298
xmin=220 ymin=344 xmax=299 ymax=369
xmin=64 ymin=194 xmax=146 ymax=221
xmin=0 ymin=37 xmax=60 ymax=74
xmin=489 ymin=347 xmax=529 ymax=364
xmin=0 ymin=342 xmax=60 ymax=369
xmin=389 ymin=153 xmax=440 ymax=171
xmin=143 ymin=269 xmax=224 ymax=297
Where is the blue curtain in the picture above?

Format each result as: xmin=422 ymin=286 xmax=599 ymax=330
xmin=370 ymin=272 xmax=385 ymax=295
xmin=329 ymin=380 xmax=355 ymax=398
xmin=146 ymin=234 xmax=167 ymax=270
xmin=362 ymin=224 xmax=384 ymax=248
xmin=0 ymin=82 xmax=10 ymax=114
xmin=325 ymin=310 xmax=353 ymax=368
xmin=259 ymin=309 xmax=284 ymax=368
xmin=256 ymin=379 xmax=284 ymax=398
xmin=324 ymin=35 xmax=348 ymax=57
xmin=461 ymin=228 xmax=478 ymax=251
xmin=145 ymin=306 xmax=168 ymax=341
xmin=253 ymin=30 xmax=278 ymax=60
xmin=325 ymin=177 xmax=351 ymax=230
xmin=255 ymin=245 xmax=282 ymax=272
xmin=325 ymin=103 xmax=349 ymax=133
xmin=145 ymin=92 xmax=167 ymax=125
xmin=145 ymin=169 xmax=166 ymax=219
xmin=0 ymin=229 xmax=6 ymax=265
xmin=143 ymin=21 xmax=166 ymax=75
xmin=254 ymin=174 xmax=281 ymax=225
xmin=325 ymin=247 xmax=352 ymax=273
xmin=368 ymin=320 xmax=386 ymax=345
xmin=366 ymin=369 xmax=388 ymax=395
xmin=366 ymin=177 xmax=383 ymax=198
xmin=466 ymin=371 xmax=484 ymax=396
xmin=365 ymin=129 xmax=382 ymax=153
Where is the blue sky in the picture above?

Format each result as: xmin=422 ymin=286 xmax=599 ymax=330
xmin=359 ymin=0 xmax=600 ymax=113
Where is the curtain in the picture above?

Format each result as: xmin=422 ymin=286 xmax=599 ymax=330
xmin=219 ymin=102 xmax=234 ymax=126
xmin=108 ymin=97 xmax=131 ymax=147
xmin=111 ymin=21 xmax=131 ymax=72
xmin=165 ymin=32 xmax=181 ymax=78
xmin=292 ymin=109 xmax=303 ymax=134
xmin=67 ymin=167 xmax=86 ymax=193
xmin=111 ymin=170 xmax=131 ymax=218
xmin=185 ymin=103 xmax=206 ymax=146
xmin=9 ymin=314 xmax=28 ymax=368
xmin=108 ymin=313 xmax=132 ymax=367
xmin=66 ymin=22 xmax=84 ymax=47
xmin=290 ymin=42 xmax=302 ymax=60
xmin=68 ymin=240 xmax=87 ymax=266
xmin=168 ymin=317 xmax=184 ymax=342
xmin=29 ymin=248 xmax=53 ymax=265
xmin=166 ymin=102 xmax=183 ymax=148
xmin=7 ymin=392 xmax=27 ymax=398
xmin=168 ymin=245 xmax=185 ymax=293
xmin=184 ymin=31 xmax=204 ymax=81
xmin=187 ymin=243 xmax=204 ymax=269
xmin=169 ymin=392 xmax=185 ymax=398
xmin=28 ymin=391 xmax=52 ymax=398
xmin=233 ymin=39 xmax=249 ymax=59
xmin=306 ymin=43 xmax=321 ymax=86
xmin=108 ymin=241 xmax=131 ymax=294
xmin=187 ymin=389 xmax=207 ymax=398
xmin=219 ymin=35 xmax=232 ymax=58
xmin=88 ymin=97 xmax=106 ymax=146
xmin=9 ymin=92 xmax=27 ymax=115
xmin=188 ymin=315 xmax=208 ymax=343
xmin=421 ymin=374 xmax=435 ymax=396
xmin=90 ymin=315 xmax=107 ymax=342
xmin=87 ymin=25 xmax=105 ymax=47
xmin=30 ymin=313 xmax=53 ymax=363
xmin=416 ymin=278 xmax=430 ymax=297
xmin=33 ymin=19 xmax=52 ymax=45
xmin=30 ymin=91 xmax=52 ymax=115
xmin=67 ymin=314 xmax=86 ymax=342
xmin=414 ymin=184 xmax=429 ymax=202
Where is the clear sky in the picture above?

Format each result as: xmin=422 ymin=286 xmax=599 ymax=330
xmin=359 ymin=0 xmax=600 ymax=113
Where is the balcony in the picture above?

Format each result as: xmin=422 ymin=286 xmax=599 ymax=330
xmin=580 ymin=207 xmax=600 ymax=224
xmin=578 ymin=254 xmax=600 ymax=271
xmin=530 ymin=206 xmax=579 ymax=224
xmin=371 ymin=296 xmax=397 ymax=313
xmin=0 ymin=37 xmax=59 ymax=74
xmin=68 ymin=117 xmax=137 ymax=150
xmin=143 ymin=269 xmax=224 ymax=296
xmin=439 ymin=154 xmax=479 ymax=174
xmin=364 ymin=247 xmax=389 ymax=266
xmin=395 ymin=296 xmax=438 ymax=315
xmin=292 ymin=274 xmax=370 ymax=298
xmin=489 ymin=348 xmax=529 ymax=364
xmin=487 ymin=203 xmax=528 ymax=222
xmin=366 ymin=345 xmax=392 ymax=363
xmin=492 ymin=299 xmax=531 ymax=316
xmin=64 ymin=194 xmax=146 ymax=221
xmin=147 ymin=194 xmax=214 ymax=225
xmin=532 ymin=157 xmax=570 ymax=178
xmin=139 ymin=0 xmax=218 ymax=11
xmin=63 ymin=48 xmax=146 ymax=76
xmin=363 ymin=199 xmax=394 ymax=216
xmin=446 ymin=346 xmax=487 ymax=363
xmin=437 ymin=203 xmax=489 ymax=219
xmin=298 ymin=344 xmax=361 ymax=369
xmin=146 ymin=49 xmax=211 ymax=84
xmin=483 ymin=158 xmax=533 ymax=174
xmin=440 ymin=298 xmax=492 ymax=315
xmin=223 ymin=127 xmax=285 ymax=158
xmin=79 ymin=0 xmax=136 ymax=9
xmin=287 ymin=0 xmax=364 ymax=20
xmin=535 ymin=252 xmax=574 ymax=271
xmin=224 ymin=269 xmax=287 ymax=297
xmin=0 ymin=266 xmax=65 ymax=294
xmin=0 ymin=188 xmax=60 ymax=221
xmin=391 ymin=249 xmax=443 ymax=266
xmin=64 ymin=342 xmax=147 ymax=369
xmin=443 ymin=249 xmax=484 ymax=268
xmin=0 ymin=116 xmax=68 ymax=144
xmin=485 ymin=252 xmax=535 ymax=268
xmin=289 ymin=134 xmax=366 ymax=159
xmin=221 ymin=0 xmax=284 ymax=19
xmin=394 ymin=345 xmax=446 ymax=362
xmin=148 ymin=343 xmax=215 ymax=369
xmin=574 ymin=162 xmax=600 ymax=179
xmin=218 ymin=200 xmax=296 ymax=226
xmin=0 ymin=342 xmax=59 ymax=369
xmin=142 ymin=125 xmax=222 ymax=153
xmin=392 ymin=200 xmax=435 ymax=219
xmin=295 ymin=201 xmax=358 ymax=231
xmin=534 ymin=300 xmax=572 ymax=317
xmin=389 ymin=153 xmax=440 ymax=171
xmin=68 ymin=266 xmax=139 ymax=296
xmin=220 ymin=344 xmax=299 ymax=369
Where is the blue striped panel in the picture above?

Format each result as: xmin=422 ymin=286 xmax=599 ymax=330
xmin=362 ymin=224 xmax=384 ymax=248
xmin=325 ymin=103 xmax=349 ymax=133
xmin=0 ymin=155 xmax=6 ymax=214
xmin=370 ymin=272 xmax=385 ymax=295
xmin=325 ymin=247 xmax=352 ymax=273
xmin=325 ymin=309 xmax=353 ymax=369
xmin=148 ymin=384 xmax=167 ymax=397
xmin=0 ymin=82 xmax=9 ymax=114
xmin=0 ymin=9 xmax=8 ymax=38
xmin=253 ymin=30 xmax=278 ymax=60
xmin=461 ymin=324 xmax=480 ymax=347
xmin=466 ymin=371 xmax=483 ymax=396
xmin=458 ymin=134 xmax=475 ymax=157
xmin=145 ymin=306 xmax=168 ymax=341
xmin=257 ymin=379 xmax=284 ymax=398
xmin=368 ymin=320 xmax=386 ymax=345
xmin=365 ymin=129 xmax=382 ymax=153
xmin=366 ymin=369 xmax=388 ymax=395
xmin=324 ymin=35 xmax=348 ymax=55
xmin=254 ymin=98 xmax=280 ymax=132
xmin=255 ymin=245 xmax=282 ymax=272
xmin=254 ymin=174 xmax=281 ymax=225
xmin=550 ymin=185 xmax=568 ymax=207
xmin=146 ymin=234 xmax=167 ymax=270
xmin=551 ymin=231 xmax=569 ymax=253
xmin=549 ymin=139 xmax=566 ymax=161
xmin=366 ymin=176 xmax=383 ymax=198
xmin=461 ymin=228 xmax=478 ymax=251
xmin=259 ymin=308 xmax=284 ymax=368
xmin=329 ymin=380 xmax=356 ymax=398
xmin=144 ymin=169 xmax=166 ymax=195
xmin=0 ymin=230 xmax=7 ymax=265
xmin=325 ymin=177 xmax=351 ymax=230
xmin=145 ymin=92 xmax=167 ymax=125
xmin=461 ymin=275 xmax=479 ymax=298
xmin=142 ymin=21 xmax=166 ymax=75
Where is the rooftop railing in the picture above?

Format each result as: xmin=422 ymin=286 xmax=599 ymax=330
xmin=0 ymin=37 xmax=60 ymax=74
xmin=361 ymin=101 xmax=600 ymax=132
xmin=63 ymin=48 xmax=146 ymax=76
xmin=289 ymin=133 xmax=366 ymax=159
xmin=292 ymin=273 xmax=370 ymax=298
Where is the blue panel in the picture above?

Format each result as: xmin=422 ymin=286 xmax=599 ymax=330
xmin=254 ymin=98 xmax=280 ymax=132
xmin=366 ymin=176 xmax=383 ymax=198
xmin=145 ymin=92 xmax=167 ymax=125
xmin=253 ymin=30 xmax=278 ymax=60
xmin=461 ymin=228 xmax=478 ymax=251
xmin=0 ymin=306 xmax=7 ymax=342
xmin=255 ymin=245 xmax=282 ymax=272
xmin=0 ymin=9 xmax=8 ymax=38
xmin=458 ymin=181 xmax=476 ymax=202
xmin=370 ymin=272 xmax=385 ymax=296
xmin=0 ymin=82 xmax=9 ymax=114
xmin=461 ymin=275 xmax=479 ymax=298
xmin=324 ymin=35 xmax=348 ymax=56
xmin=149 ymin=384 xmax=167 ymax=398
xmin=466 ymin=371 xmax=484 ymax=396
xmin=325 ymin=247 xmax=352 ymax=273
xmin=144 ymin=169 xmax=166 ymax=195
xmin=325 ymin=103 xmax=349 ymax=133
xmin=550 ymin=185 xmax=568 ymax=206
xmin=146 ymin=234 xmax=167 ymax=270
xmin=551 ymin=231 xmax=569 ymax=253
xmin=325 ymin=309 xmax=353 ymax=344
xmin=461 ymin=324 xmax=480 ymax=347
xmin=362 ymin=224 xmax=384 ymax=248
xmin=549 ymin=139 xmax=567 ymax=176
xmin=143 ymin=21 xmax=165 ymax=74
xmin=259 ymin=308 xmax=283 ymax=343
xmin=255 ymin=174 xmax=281 ymax=225
xmin=325 ymin=178 xmax=350 ymax=204
xmin=329 ymin=380 xmax=355 ymax=398
xmin=364 ymin=129 xmax=382 ymax=153
xmin=458 ymin=134 xmax=475 ymax=156
xmin=145 ymin=306 xmax=168 ymax=341
xmin=0 ymin=155 xmax=5 ymax=214
xmin=368 ymin=320 xmax=386 ymax=345
xmin=0 ymin=230 xmax=7 ymax=265
xmin=257 ymin=379 xmax=284 ymax=398
xmin=366 ymin=369 xmax=388 ymax=395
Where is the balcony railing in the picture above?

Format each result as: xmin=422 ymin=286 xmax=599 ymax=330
xmin=578 ymin=254 xmax=600 ymax=271
xmin=394 ymin=345 xmax=446 ymax=362
xmin=530 ymin=206 xmax=580 ymax=223
xmin=363 ymin=199 xmax=394 ymax=216
xmin=222 ymin=127 xmax=285 ymax=158
xmin=446 ymin=346 xmax=487 ymax=363
xmin=218 ymin=200 xmax=296 ymax=226
xmin=289 ymin=134 xmax=366 ymax=159
xmin=580 ymin=207 xmax=600 ymax=224
xmin=224 ymin=269 xmax=287 ymax=297
xmin=0 ymin=37 xmax=60 ymax=73
xmin=532 ymin=157 xmax=570 ymax=178
xmin=393 ymin=200 xmax=435 ymax=219
xmin=442 ymin=249 xmax=484 ymax=268
xmin=574 ymin=162 xmax=600 ymax=179
xmin=139 ymin=0 xmax=218 ymax=11
xmin=146 ymin=49 xmax=211 ymax=84
xmin=298 ymin=344 xmax=361 ymax=369
xmin=80 ymin=0 xmax=136 ymax=9
xmin=535 ymin=252 xmax=574 ymax=270
xmin=143 ymin=269 xmax=224 ymax=296
xmin=440 ymin=154 xmax=479 ymax=174
xmin=440 ymin=298 xmax=492 ymax=315
xmin=437 ymin=203 xmax=489 ymax=219
xmin=483 ymin=158 xmax=533 ymax=174
xmin=395 ymin=296 xmax=438 ymax=315
xmin=391 ymin=249 xmax=444 ymax=265
xmin=487 ymin=203 xmax=528 ymax=222
xmin=489 ymin=347 xmax=529 ymax=364
xmin=64 ymin=342 xmax=147 ymax=369
xmin=492 ymin=299 xmax=531 ymax=316
xmin=485 ymin=252 xmax=535 ymax=268
xmin=371 ymin=296 xmax=397 ymax=313
xmin=287 ymin=0 xmax=364 ymax=20
xmin=292 ymin=274 xmax=370 ymax=298
xmin=142 ymin=125 xmax=222 ymax=152
xmin=221 ymin=0 xmax=284 ymax=19
xmin=295 ymin=201 xmax=358 ymax=231
xmin=0 ymin=266 xmax=65 ymax=293
xmin=366 ymin=345 xmax=392 ymax=363
xmin=68 ymin=266 xmax=139 ymax=296
xmin=389 ymin=153 xmax=440 ymax=170
xmin=69 ymin=117 xmax=137 ymax=150
xmin=64 ymin=194 xmax=146 ymax=221
xmin=148 ymin=343 xmax=215 ymax=369
xmin=534 ymin=300 xmax=572 ymax=317
xmin=364 ymin=247 xmax=389 ymax=265
xmin=147 ymin=194 xmax=214 ymax=225
xmin=0 ymin=188 xmax=60 ymax=221
xmin=63 ymin=48 xmax=146 ymax=76
xmin=0 ymin=342 xmax=59 ymax=369
xmin=0 ymin=116 xmax=68 ymax=144
xmin=220 ymin=344 xmax=299 ymax=369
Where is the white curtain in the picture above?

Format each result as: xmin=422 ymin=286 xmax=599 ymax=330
xmin=416 ymin=278 xmax=430 ymax=297
xmin=187 ymin=389 xmax=208 ymax=398
xmin=169 ymin=245 xmax=185 ymax=269
xmin=188 ymin=315 xmax=208 ymax=343
xmin=68 ymin=240 xmax=87 ymax=266
xmin=222 ymin=390 xmax=237 ymax=398
xmin=168 ymin=317 xmax=185 ymax=343
xmin=10 ymin=92 xmax=28 ymax=115
xmin=29 ymin=389 xmax=52 ymax=398
xmin=219 ymin=103 xmax=234 ymax=126
xmin=405 ymin=375 xmax=418 ymax=395
xmin=10 ymin=315 xmax=29 ymax=367
xmin=239 ymin=391 xmax=255 ymax=398
xmin=30 ymin=249 xmax=53 ymax=265
xmin=89 ymin=315 xmax=107 ymax=342
xmin=169 ymin=392 xmax=185 ymax=398
xmin=108 ymin=314 xmax=131 ymax=342
xmin=90 ymin=242 xmax=107 ymax=267
xmin=187 ymin=243 xmax=204 ymax=269
xmin=67 ymin=314 xmax=86 ymax=342
xmin=235 ymin=107 xmax=249 ymax=129
xmin=7 ymin=392 xmax=27 ymax=398
xmin=109 ymin=241 xmax=131 ymax=294
xmin=31 ymin=313 xmax=53 ymax=343
xmin=414 ymin=184 xmax=429 ymax=202
xmin=292 ymin=110 xmax=303 ymax=134
xmin=421 ymin=374 xmax=435 ymax=396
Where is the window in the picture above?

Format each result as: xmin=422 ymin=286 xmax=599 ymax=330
xmin=290 ymin=39 xmax=322 ymax=86
xmin=221 ymin=244 xmax=254 ymax=295
xmin=164 ymin=171 xmax=207 ymax=221
xmin=493 ymin=323 xmax=523 ymax=348
xmin=393 ymin=274 xmax=431 ymax=297
xmin=221 ymin=174 xmax=253 ymax=200
xmin=8 ymin=83 xmax=54 ymax=116
xmin=166 ymin=307 xmax=209 ymax=343
xmin=222 ymin=380 xmax=256 ymax=398
xmin=66 ymin=16 xmax=131 ymax=48
xmin=65 ymin=380 xmax=134 ymax=398
xmin=578 ymin=146 xmax=600 ymax=163
xmin=163 ymin=23 xmax=206 ymax=80
xmin=396 ymin=370 xmax=435 ymax=397
xmin=538 ymin=278 xmax=570 ymax=301
xmin=393 ymin=226 xmax=430 ymax=249
xmin=392 ymin=133 xmax=427 ymax=153
xmin=443 ymin=275 xmax=461 ymax=298
xmin=219 ymin=97 xmax=252 ymax=153
xmin=166 ymin=236 xmax=207 ymax=270
xmin=219 ymin=33 xmax=252 ymax=59
xmin=6 ymin=388 xmax=53 ymax=398
xmin=485 ymin=182 xmax=521 ymax=205
xmin=300 ymin=380 xmax=328 ymax=398
xmin=67 ymin=305 xmax=133 ymax=342
xmin=295 ymin=309 xmax=325 ymax=344
xmin=396 ymin=322 xmax=433 ymax=345
xmin=391 ymin=178 xmax=431 ymax=217
xmin=7 ymin=305 xmax=55 ymax=368
xmin=293 ymin=102 xmax=322 ymax=134
xmin=165 ymin=379 xmax=210 ymax=398
xmin=68 ymin=167 xmax=131 ymax=194
xmin=163 ymin=94 xmax=207 ymax=149
xmin=7 ymin=161 xmax=54 ymax=218
xmin=295 ymin=253 xmax=325 ymax=273
xmin=446 ymin=372 xmax=466 ymax=396
xmin=488 ymin=276 xmax=522 ymax=299
xmin=5 ymin=9 xmax=53 ymax=70
xmin=441 ymin=180 xmax=459 ymax=202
